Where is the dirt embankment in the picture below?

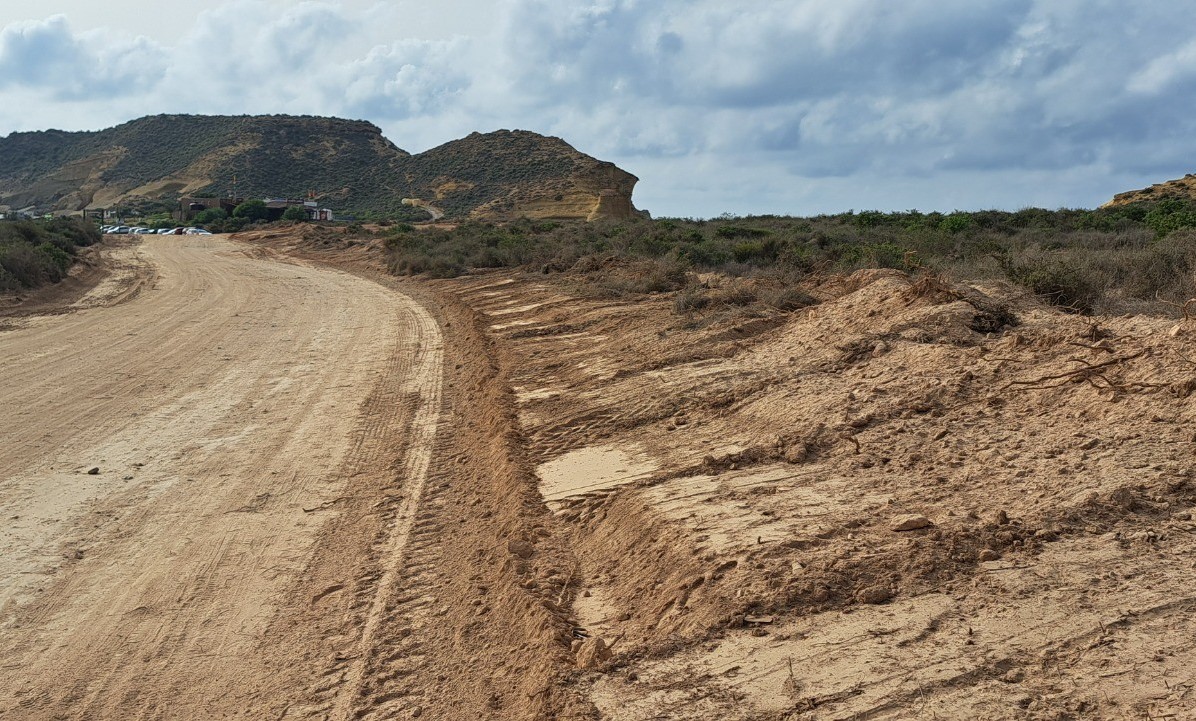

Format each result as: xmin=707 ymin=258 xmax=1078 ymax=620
xmin=0 ymin=235 xmax=140 ymax=326
xmin=434 ymin=267 xmax=1196 ymax=721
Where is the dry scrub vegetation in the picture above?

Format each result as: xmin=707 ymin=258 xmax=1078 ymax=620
xmin=0 ymin=218 xmax=100 ymax=292
xmin=381 ymin=201 xmax=1196 ymax=317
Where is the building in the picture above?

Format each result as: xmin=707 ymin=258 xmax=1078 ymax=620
xmin=263 ymin=198 xmax=334 ymax=222
xmin=177 ymin=196 xmax=333 ymax=222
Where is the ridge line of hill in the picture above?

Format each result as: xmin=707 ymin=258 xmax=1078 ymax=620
xmin=0 ymin=114 xmax=643 ymax=223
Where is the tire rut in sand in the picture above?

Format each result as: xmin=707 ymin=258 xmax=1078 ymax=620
xmin=0 ymin=237 xmax=436 ymax=720
xmin=272 ymin=302 xmax=446 ymax=721
xmin=328 ymin=314 xmax=444 ymax=721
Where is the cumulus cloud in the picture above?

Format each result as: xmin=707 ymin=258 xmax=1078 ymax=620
xmin=3 ymin=0 xmax=1196 ymax=215
xmin=0 ymin=15 xmax=166 ymax=98
xmin=334 ymin=38 xmax=472 ymax=120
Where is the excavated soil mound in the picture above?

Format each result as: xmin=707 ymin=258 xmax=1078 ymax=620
xmin=440 ymin=267 xmax=1196 ymax=721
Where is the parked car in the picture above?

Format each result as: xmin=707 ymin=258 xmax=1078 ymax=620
xmin=184 ymin=228 xmax=213 ymax=235
xmin=107 ymin=226 xmax=130 ymax=234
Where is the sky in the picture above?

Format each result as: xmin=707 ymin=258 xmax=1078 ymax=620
xmin=1 ymin=0 xmax=1194 ymax=218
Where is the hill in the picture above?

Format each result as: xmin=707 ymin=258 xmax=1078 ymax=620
xmin=1103 ymin=172 xmax=1196 ymax=207
xmin=0 ymin=115 xmax=641 ymax=221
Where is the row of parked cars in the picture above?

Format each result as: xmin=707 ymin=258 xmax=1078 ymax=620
xmin=101 ymin=225 xmax=213 ymax=235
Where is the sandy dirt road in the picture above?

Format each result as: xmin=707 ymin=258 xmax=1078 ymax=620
xmin=0 ymin=235 xmax=443 ymax=718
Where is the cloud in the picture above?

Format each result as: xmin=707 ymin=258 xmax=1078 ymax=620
xmin=334 ymin=38 xmax=472 ymax=120
xmin=4 ymin=0 xmax=1196 ymax=216
xmin=0 ymin=15 xmax=166 ymax=99
xmin=1128 ymin=39 xmax=1196 ymax=95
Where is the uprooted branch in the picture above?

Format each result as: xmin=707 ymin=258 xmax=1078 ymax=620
xmin=1005 ymin=350 xmax=1146 ymax=390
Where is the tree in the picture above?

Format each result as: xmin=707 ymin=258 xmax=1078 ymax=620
xmin=193 ymin=208 xmax=228 ymax=225
xmin=232 ymin=199 xmax=268 ymax=221
xmin=281 ymin=205 xmax=308 ymax=222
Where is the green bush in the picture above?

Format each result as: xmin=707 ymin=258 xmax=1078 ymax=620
xmin=37 ymin=242 xmax=73 ymax=272
xmin=1144 ymin=199 xmax=1196 ymax=238
xmin=193 ymin=208 xmax=227 ymax=225
xmin=232 ymin=199 xmax=268 ymax=221
xmin=939 ymin=213 xmax=972 ymax=234
xmin=0 ymin=218 xmax=98 ymax=290
xmin=282 ymin=206 xmax=308 ymax=222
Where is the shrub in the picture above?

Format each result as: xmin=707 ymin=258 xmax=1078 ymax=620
xmin=232 ymin=199 xmax=268 ymax=220
xmin=1144 ymin=200 xmax=1196 ymax=238
xmin=758 ymin=285 xmax=817 ymax=311
xmin=0 ymin=241 xmax=55 ymax=287
xmin=193 ymin=208 xmax=227 ymax=225
xmin=597 ymin=257 xmax=690 ymax=296
xmin=0 ymin=218 xmax=97 ymax=291
xmin=281 ymin=206 xmax=308 ymax=222
xmin=1005 ymin=259 xmax=1100 ymax=313
xmin=377 ymin=204 xmax=1196 ymax=317
xmin=37 ymin=242 xmax=73 ymax=273
xmin=672 ymin=284 xmax=711 ymax=314
xmin=939 ymin=213 xmax=972 ymax=234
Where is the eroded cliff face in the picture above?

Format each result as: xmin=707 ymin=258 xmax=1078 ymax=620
xmin=579 ymin=162 xmax=640 ymax=221
xmin=476 ymin=159 xmax=641 ymax=221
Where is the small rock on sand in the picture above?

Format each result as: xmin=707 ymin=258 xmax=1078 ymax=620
xmin=576 ymin=637 xmax=613 ymax=670
xmin=507 ymin=539 xmax=535 ymax=559
xmin=890 ymin=514 xmax=933 ymax=532
xmin=978 ymin=549 xmax=1001 ymax=562
xmin=856 ymin=586 xmax=893 ymax=604
xmin=86 ymin=467 xmax=100 ymax=475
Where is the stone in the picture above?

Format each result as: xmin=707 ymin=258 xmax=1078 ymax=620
xmin=978 ymin=549 xmax=1001 ymax=562
xmin=856 ymin=585 xmax=893 ymax=604
xmin=890 ymin=514 xmax=933 ymax=532
xmin=86 ymin=467 xmax=100 ymax=475
xmin=575 ymin=637 xmax=613 ymax=670
xmin=507 ymin=539 xmax=535 ymax=559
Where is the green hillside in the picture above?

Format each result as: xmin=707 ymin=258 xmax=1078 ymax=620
xmin=0 ymin=115 xmax=640 ymax=221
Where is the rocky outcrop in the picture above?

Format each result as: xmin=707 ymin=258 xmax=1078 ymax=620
xmin=1103 ymin=173 xmax=1196 ymax=207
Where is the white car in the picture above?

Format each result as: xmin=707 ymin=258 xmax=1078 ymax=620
xmin=184 ymin=228 xmax=213 ymax=235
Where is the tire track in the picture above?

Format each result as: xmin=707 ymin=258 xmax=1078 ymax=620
xmin=0 ymin=235 xmax=436 ymax=720
xmin=327 ymin=303 xmax=444 ymax=721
